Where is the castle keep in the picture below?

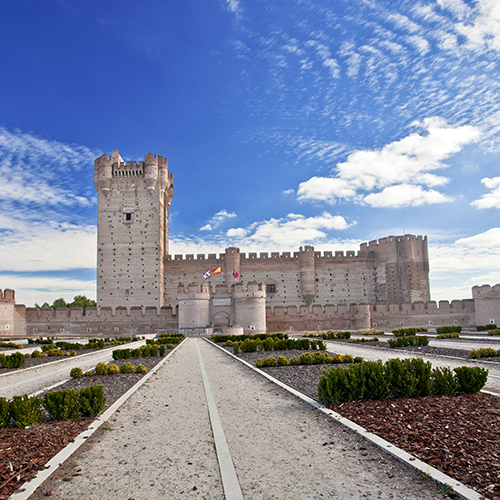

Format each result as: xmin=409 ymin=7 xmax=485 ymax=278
xmin=1 ymin=150 xmax=499 ymax=337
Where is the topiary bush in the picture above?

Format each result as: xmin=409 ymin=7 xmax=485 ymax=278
xmin=436 ymin=326 xmax=462 ymax=334
xmin=31 ymin=349 xmax=41 ymax=358
xmin=0 ymin=397 xmax=10 ymax=428
xmin=108 ymin=364 xmax=120 ymax=374
xmin=70 ymin=367 xmax=83 ymax=378
xmin=84 ymin=370 xmax=94 ymax=376
xmin=290 ymin=356 xmax=300 ymax=365
xmin=79 ymin=385 xmax=106 ymax=417
xmin=263 ymin=356 xmax=277 ymax=367
xmin=43 ymin=389 xmax=80 ymax=421
xmin=0 ymin=351 xmax=25 ymax=368
xmin=120 ymin=362 xmax=135 ymax=373
xmin=233 ymin=343 xmax=239 ymax=355
xmin=158 ymin=345 xmax=166 ymax=356
xmin=95 ymin=362 xmax=109 ymax=376
xmin=431 ymin=366 xmax=459 ymax=395
xmin=9 ymin=395 xmax=41 ymax=428
xmin=136 ymin=364 xmax=148 ymax=374
xmin=299 ymin=352 xmax=313 ymax=365
xmin=256 ymin=358 xmax=264 ymax=367
xmin=454 ymin=366 xmax=488 ymax=393
xmin=277 ymin=355 xmax=289 ymax=366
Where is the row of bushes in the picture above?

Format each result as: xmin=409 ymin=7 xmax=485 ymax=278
xmin=150 ymin=334 xmax=184 ymax=345
xmin=469 ymin=347 xmax=500 ymax=359
xmin=388 ymin=335 xmax=429 ymax=348
xmin=112 ymin=344 xmax=168 ymax=360
xmin=349 ymin=337 xmax=379 ymax=343
xmin=392 ymin=328 xmax=428 ymax=337
xmin=476 ymin=325 xmax=496 ymax=331
xmin=230 ymin=337 xmax=327 ymax=354
xmin=436 ymin=326 xmax=462 ymax=334
xmin=0 ymin=385 xmax=106 ymax=428
xmin=0 ymin=351 xmax=26 ymax=368
xmin=363 ymin=331 xmax=384 ymax=336
xmin=487 ymin=329 xmax=500 ymax=336
xmin=70 ymin=361 xmax=148 ymax=378
xmin=256 ymin=352 xmax=364 ymax=367
xmin=212 ymin=333 xmax=287 ymax=343
xmin=0 ymin=341 xmax=23 ymax=349
xmin=321 ymin=331 xmax=351 ymax=340
xmin=318 ymin=358 xmax=488 ymax=404
xmin=436 ymin=332 xmax=460 ymax=339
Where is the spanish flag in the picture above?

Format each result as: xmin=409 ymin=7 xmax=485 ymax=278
xmin=213 ymin=266 xmax=221 ymax=275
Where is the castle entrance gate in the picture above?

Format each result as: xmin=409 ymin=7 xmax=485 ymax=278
xmin=214 ymin=312 xmax=230 ymax=327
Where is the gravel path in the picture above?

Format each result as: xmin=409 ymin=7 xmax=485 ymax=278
xmin=30 ymin=338 xmax=449 ymax=500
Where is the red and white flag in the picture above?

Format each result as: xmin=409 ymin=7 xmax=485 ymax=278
xmin=203 ymin=268 xmax=210 ymax=280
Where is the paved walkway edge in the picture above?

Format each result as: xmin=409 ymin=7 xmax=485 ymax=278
xmin=195 ymin=340 xmax=244 ymax=500
xmin=10 ymin=340 xmax=187 ymax=500
xmin=206 ymin=339 xmax=483 ymax=500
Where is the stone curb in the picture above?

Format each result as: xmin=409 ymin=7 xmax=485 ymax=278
xmin=10 ymin=340 xmax=186 ymax=500
xmin=206 ymin=339 xmax=484 ymax=500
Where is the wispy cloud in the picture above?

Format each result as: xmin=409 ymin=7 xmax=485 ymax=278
xmin=200 ymin=209 xmax=237 ymax=231
xmin=471 ymin=176 xmax=500 ymax=208
xmin=297 ymin=117 xmax=480 ymax=207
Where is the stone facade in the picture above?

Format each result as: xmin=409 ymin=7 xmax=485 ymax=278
xmin=0 ymin=289 xmax=26 ymax=337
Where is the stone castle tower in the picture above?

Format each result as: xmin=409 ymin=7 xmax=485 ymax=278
xmin=94 ymin=151 xmax=173 ymax=308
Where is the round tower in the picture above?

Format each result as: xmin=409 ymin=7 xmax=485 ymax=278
xmin=233 ymin=282 xmax=266 ymax=334
xmin=299 ymin=245 xmax=316 ymax=306
xmin=93 ymin=152 xmax=115 ymax=193
xmin=224 ymin=247 xmax=241 ymax=292
xmin=144 ymin=152 xmax=159 ymax=193
xmin=177 ymin=283 xmax=211 ymax=328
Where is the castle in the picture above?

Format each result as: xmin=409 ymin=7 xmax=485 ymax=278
xmin=1 ymin=151 xmax=499 ymax=337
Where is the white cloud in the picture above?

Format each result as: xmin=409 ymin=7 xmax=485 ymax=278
xmin=226 ymin=0 xmax=241 ymax=15
xmin=455 ymin=0 xmax=500 ymax=53
xmin=0 ymin=274 xmax=96 ymax=308
xmin=200 ymin=209 xmax=237 ymax=231
xmin=471 ymin=176 xmax=500 ymax=208
xmin=0 ymin=215 xmax=96 ymax=272
xmin=227 ymin=227 xmax=248 ymax=237
xmin=297 ymin=117 xmax=480 ymax=207
xmin=283 ymin=188 xmax=294 ymax=195
xmin=323 ymin=58 xmax=340 ymax=78
xmin=364 ymin=184 xmax=454 ymax=208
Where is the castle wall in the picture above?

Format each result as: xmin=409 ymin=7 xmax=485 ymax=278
xmin=472 ymin=284 xmax=500 ymax=326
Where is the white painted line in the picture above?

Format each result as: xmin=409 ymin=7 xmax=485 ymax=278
xmin=10 ymin=340 xmax=186 ymax=500
xmin=195 ymin=339 xmax=244 ymax=500
xmin=206 ymin=339 xmax=483 ymax=500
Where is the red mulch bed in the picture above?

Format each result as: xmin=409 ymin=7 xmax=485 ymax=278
xmin=0 ymin=419 xmax=93 ymax=499
xmin=331 ymin=393 xmax=500 ymax=499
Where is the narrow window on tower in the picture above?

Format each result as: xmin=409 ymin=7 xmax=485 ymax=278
xmin=125 ymin=213 xmax=132 ymax=221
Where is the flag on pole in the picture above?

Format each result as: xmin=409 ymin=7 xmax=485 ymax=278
xmin=213 ymin=266 xmax=221 ymax=275
xmin=233 ymin=267 xmax=239 ymax=280
xmin=203 ymin=268 xmax=210 ymax=280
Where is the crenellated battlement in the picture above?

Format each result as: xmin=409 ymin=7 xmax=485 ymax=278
xmin=359 ymin=234 xmax=427 ymax=252
xmin=472 ymin=283 xmax=500 ymax=299
xmin=0 ymin=289 xmax=15 ymax=303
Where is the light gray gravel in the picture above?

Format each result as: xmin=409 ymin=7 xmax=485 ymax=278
xmin=31 ymin=338 xmax=449 ymax=500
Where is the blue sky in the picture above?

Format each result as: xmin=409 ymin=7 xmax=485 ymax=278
xmin=1 ymin=0 xmax=500 ymax=306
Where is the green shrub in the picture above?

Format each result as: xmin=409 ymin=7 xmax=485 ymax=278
xmin=47 ymin=349 xmax=64 ymax=357
xmin=262 ymin=338 xmax=274 ymax=351
xmin=112 ymin=348 xmax=131 ymax=360
xmin=70 ymin=367 xmax=83 ymax=378
xmin=9 ymin=395 xmax=41 ymax=428
xmin=263 ymin=356 xmax=277 ymax=367
xmin=384 ymin=358 xmax=418 ymax=398
xmin=436 ymin=326 xmax=462 ymax=334
xmin=363 ymin=330 xmax=385 ymax=336
xmin=354 ymin=356 xmax=364 ymax=363
xmin=136 ymin=364 xmax=148 ymax=374
xmin=454 ymin=366 xmax=488 ymax=393
xmin=477 ymin=324 xmax=496 ymax=331
xmin=432 ymin=367 xmax=459 ymax=395
xmin=487 ymin=329 xmax=500 ymax=336
xmin=388 ymin=335 xmax=429 ymax=348
xmin=256 ymin=358 xmax=264 ymax=367
xmin=166 ymin=343 xmax=174 ymax=349
xmin=31 ymin=349 xmax=41 ymax=358
xmin=0 ymin=351 xmax=25 ymax=368
xmin=290 ymin=356 xmax=300 ymax=365
xmin=84 ymin=370 xmax=94 ymax=376
xmin=0 ymin=397 xmax=10 ymax=428
xmin=241 ymin=339 xmax=258 ymax=353
xmin=233 ymin=342 xmax=239 ymax=355
xmin=317 ymin=366 xmax=349 ymax=404
xmin=277 ymin=355 xmax=289 ymax=366
xmin=79 ymin=385 xmax=106 ymax=417
xmin=410 ymin=358 xmax=433 ymax=397
xmin=120 ymin=362 xmax=135 ymax=373
xmin=392 ymin=328 xmax=417 ymax=337
xmin=299 ymin=352 xmax=313 ymax=365
xmin=469 ymin=347 xmax=499 ymax=359
xmin=332 ymin=354 xmax=344 ymax=364
xmin=43 ymin=389 xmax=80 ymax=421
xmin=158 ymin=345 xmax=166 ymax=356
xmin=363 ymin=361 xmax=389 ymax=400
xmin=349 ymin=337 xmax=379 ymax=343
xmin=95 ymin=362 xmax=109 ymax=376
xmin=436 ymin=332 xmax=460 ymax=339
xmin=108 ymin=364 xmax=120 ymax=374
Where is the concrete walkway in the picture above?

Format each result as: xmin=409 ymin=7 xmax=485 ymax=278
xmin=30 ymin=338 xmax=448 ymax=500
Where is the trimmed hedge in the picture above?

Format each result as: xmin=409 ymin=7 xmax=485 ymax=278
xmin=0 ymin=351 xmax=25 ymax=368
xmin=388 ymin=335 xmax=429 ymax=348
xmin=392 ymin=328 xmax=428 ymax=337
xmin=469 ymin=347 xmax=500 ymax=359
xmin=317 ymin=358 xmax=488 ymax=404
xmin=436 ymin=326 xmax=462 ymax=334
